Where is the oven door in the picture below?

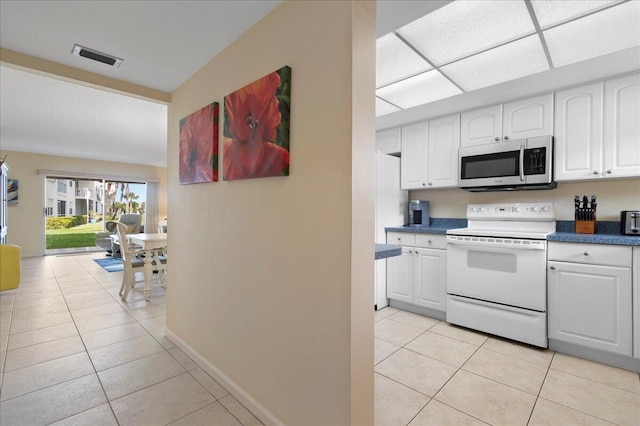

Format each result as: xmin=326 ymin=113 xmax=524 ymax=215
xmin=459 ymin=139 xmax=524 ymax=188
xmin=446 ymin=235 xmax=547 ymax=311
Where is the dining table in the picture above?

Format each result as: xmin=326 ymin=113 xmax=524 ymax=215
xmin=127 ymin=233 xmax=167 ymax=301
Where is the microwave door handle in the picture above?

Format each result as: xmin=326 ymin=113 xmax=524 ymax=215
xmin=519 ymin=145 xmax=525 ymax=182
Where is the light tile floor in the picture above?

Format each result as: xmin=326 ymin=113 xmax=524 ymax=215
xmin=0 ymin=253 xmax=263 ymax=426
xmin=375 ymin=306 xmax=640 ymax=426
xmin=4 ymin=253 xmax=640 ymax=425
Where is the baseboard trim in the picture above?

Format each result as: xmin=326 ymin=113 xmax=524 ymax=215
xmin=549 ymin=338 xmax=640 ymax=373
xmin=389 ymin=300 xmax=446 ymax=320
xmin=165 ymin=327 xmax=284 ymax=426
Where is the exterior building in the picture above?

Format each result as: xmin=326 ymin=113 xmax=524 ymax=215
xmin=45 ymin=178 xmax=103 ymax=218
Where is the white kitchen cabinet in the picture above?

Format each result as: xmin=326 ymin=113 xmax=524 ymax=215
xmin=414 ymin=247 xmax=446 ymax=312
xmin=401 ymin=115 xmax=460 ymax=190
xmin=548 ymin=242 xmax=633 ymax=357
xmin=634 ymin=247 xmax=640 ymax=360
xmin=460 ymin=94 xmax=553 ymax=148
xmin=555 ymin=72 xmax=640 ymax=181
xmin=400 ymin=121 xmax=429 ymax=189
xmin=387 ymin=233 xmax=447 ymax=316
xmin=502 ymin=93 xmax=554 ymax=141
xmin=554 ymin=82 xmax=603 ymax=181
xmin=427 ymin=114 xmax=460 ymax=188
xmin=376 ymin=127 xmax=401 ymax=155
xmin=460 ymin=104 xmax=502 ymax=147
xmin=603 ymin=73 xmax=640 ymax=178
xmin=386 ymin=247 xmax=413 ymax=303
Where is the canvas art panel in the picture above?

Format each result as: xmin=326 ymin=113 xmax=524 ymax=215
xmin=223 ymin=66 xmax=291 ymax=181
xmin=7 ymin=179 xmax=18 ymax=205
xmin=179 ymin=102 xmax=219 ymax=184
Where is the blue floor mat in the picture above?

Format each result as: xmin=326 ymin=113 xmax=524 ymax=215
xmin=93 ymin=257 xmax=124 ymax=272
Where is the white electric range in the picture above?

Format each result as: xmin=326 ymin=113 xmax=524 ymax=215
xmin=445 ymin=203 xmax=556 ymax=347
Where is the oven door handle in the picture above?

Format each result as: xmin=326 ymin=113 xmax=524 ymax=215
xmin=519 ymin=144 xmax=525 ymax=182
xmin=446 ymin=237 xmax=546 ymax=250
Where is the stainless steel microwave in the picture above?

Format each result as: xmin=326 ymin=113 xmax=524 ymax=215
xmin=458 ymin=136 xmax=556 ymax=192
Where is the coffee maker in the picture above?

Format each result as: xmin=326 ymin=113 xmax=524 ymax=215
xmin=408 ymin=200 xmax=430 ymax=227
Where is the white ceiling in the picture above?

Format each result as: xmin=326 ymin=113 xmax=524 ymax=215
xmin=376 ymin=0 xmax=640 ymax=116
xmin=2 ymin=1 xmax=637 ymax=168
xmin=0 ymin=0 xmax=428 ymax=168
xmin=0 ymin=0 xmax=283 ymax=167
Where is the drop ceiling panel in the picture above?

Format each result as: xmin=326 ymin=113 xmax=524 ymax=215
xmin=376 ymin=33 xmax=432 ymax=88
xmin=397 ymin=0 xmax=535 ymax=66
xmin=441 ymin=35 xmax=549 ymax=91
xmin=376 ymin=70 xmax=462 ymax=109
xmin=530 ymin=0 xmax=621 ymax=29
xmin=544 ymin=0 xmax=640 ymax=68
xmin=376 ymin=97 xmax=402 ymax=116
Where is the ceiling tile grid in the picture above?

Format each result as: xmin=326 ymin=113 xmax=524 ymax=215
xmin=375 ymin=0 xmax=640 ymax=117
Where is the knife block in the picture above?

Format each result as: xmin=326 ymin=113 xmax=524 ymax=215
xmin=575 ymin=218 xmax=596 ymax=234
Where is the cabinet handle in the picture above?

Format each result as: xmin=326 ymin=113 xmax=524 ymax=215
xmin=606 ymin=169 xmax=612 ymax=174
xmin=583 ymin=252 xmax=589 ymax=256
xmin=428 ymin=182 xmax=433 ymax=186
xmin=504 ymin=136 xmax=509 ymax=140
xmin=422 ymin=183 xmax=426 ymax=186
xmin=494 ymin=137 xmax=499 ymax=142
xmin=409 ymin=250 xmax=413 ymax=254
xmin=550 ymin=266 xmax=556 ymax=270
xmin=593 ymin=170 xmax=599 ymax=174
xmin=427 ymin=240 xmax=432 ymax=244
xmin=397 ymin=237 xmax=401 ymax=241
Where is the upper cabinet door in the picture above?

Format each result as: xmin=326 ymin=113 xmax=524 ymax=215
xmin=503 ymin=93 xmax=554 ymax=141
xmin=460 ymin=104 xmax=502 ymax=147
xmin=428 ymin=114 xmax=460 ymax=188
xmin=376 ymin=127 xmax=401 ymax=155
xmin=554 ymin=83 xmax=603 ymax=181
xmin=401 ymin=121 xmax=429 ymax=190
xmin=604 ymin=73 xmax=640 ymax=178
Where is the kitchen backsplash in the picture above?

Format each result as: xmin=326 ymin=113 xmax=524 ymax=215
xmin=556 ymin=220 xmax=620 ymax=234
xmin=410 ymin=178 xmax=640 ymax=221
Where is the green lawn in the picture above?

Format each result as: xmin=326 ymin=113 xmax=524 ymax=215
xmin=46 ymin=222 xmax=105 ymax=249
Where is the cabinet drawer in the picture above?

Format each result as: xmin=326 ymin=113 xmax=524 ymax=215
xmin=415 ymin=234 xmax=446 ymax=249
xmin=387 ymin=232 xmax=415 ymax=246
xmin=548 ymin=242 xmax=631 ymax=267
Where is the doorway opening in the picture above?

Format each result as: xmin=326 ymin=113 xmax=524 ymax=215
xmin=44 ymin=176 xmax=146 ymax=255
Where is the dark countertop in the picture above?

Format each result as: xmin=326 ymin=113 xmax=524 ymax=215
xmin=385 ymin=218 xmax=640 ymax=246
xmin=549 ymin=220 xmax=640 ymax=246
xmin=547 ymin=233 xmax=640 ymax=246
xmin=375 ymin=244 xmax=402 ymax=260
xmin=385 ymin=218 xmax=467 ymax=235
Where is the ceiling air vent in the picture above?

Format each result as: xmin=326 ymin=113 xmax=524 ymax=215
xmin=71 ymin=44 xmax=123 ymax=67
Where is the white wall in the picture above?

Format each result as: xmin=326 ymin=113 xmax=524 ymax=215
xmin=411 ymin=178 xmax=640 ymax=221
xmin=166 ymin=1 xmax=375 ymax=424
xmin=2 ymin=150 xmax=167 ymax=257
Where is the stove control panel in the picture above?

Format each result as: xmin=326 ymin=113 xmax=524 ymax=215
xmin=467 ymin=203 xmax=555 ymax=221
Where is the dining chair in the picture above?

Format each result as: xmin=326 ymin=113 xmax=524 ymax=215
xmin=116 ymin=222 xmax=145 ymax=300
xmin=116 ymin=223 xmax=166 ymax=300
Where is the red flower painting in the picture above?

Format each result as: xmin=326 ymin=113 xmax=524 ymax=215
xmin=179 ymin=102 xmax=219 ymax=184
xmin=223 ymin=67 xmax=291 ymax=180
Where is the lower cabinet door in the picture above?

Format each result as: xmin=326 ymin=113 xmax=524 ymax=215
xmin=414 ymin=248 xmax=446 ymax=312
xmin=386 ymin=247 xmax=413 ymax=303
xmin=548 ymin=261 xmax=632 ymax=356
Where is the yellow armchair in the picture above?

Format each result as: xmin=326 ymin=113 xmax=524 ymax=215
xmin=0 ymin=244 xmax=21 ymax=291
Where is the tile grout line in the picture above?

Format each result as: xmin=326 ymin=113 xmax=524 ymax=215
xmin=525 ymin=349 xmax=555 ymax=425
xmin=50 ymin=255 xmax=122 ymax=426
xmin=50 ymin=254 xmax=234 ymax=425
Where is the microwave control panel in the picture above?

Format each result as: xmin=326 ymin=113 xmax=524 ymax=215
xmin=524 ymin=147 xmax=546 ymax=175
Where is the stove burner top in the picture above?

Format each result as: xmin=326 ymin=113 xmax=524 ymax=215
xmin=446 ymin=202 xmax=556 ymax=240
